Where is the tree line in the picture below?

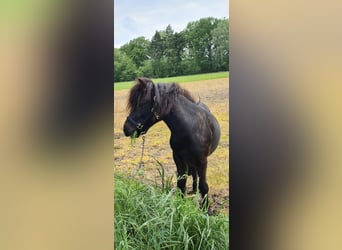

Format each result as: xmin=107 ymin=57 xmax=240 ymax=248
xmin=114 ymin=17 xmax=229 ymax=82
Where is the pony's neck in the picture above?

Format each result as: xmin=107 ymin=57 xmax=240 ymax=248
xmin=162 ymin=95 xmax=195 ymax=135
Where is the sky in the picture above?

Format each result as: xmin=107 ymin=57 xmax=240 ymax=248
xmin=114 ymin=0 xmax=229 ymax=48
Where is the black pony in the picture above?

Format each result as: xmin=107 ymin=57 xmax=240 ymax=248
xmin=123 ymin=77 xmax=221 ymax=207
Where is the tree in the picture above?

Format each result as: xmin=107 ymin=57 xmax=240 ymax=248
xmin=120 ymin=37 xmax=150 ymax=68
xmin=162 ymin=25 xmax=178 ymax=76
xmin=150 ymin=31 xmax=167 ymax=77
xmin=184 ymin=17 xmax=220 ymax=73
xmin=138 ymin=60 xmax=154 ymax=78
xmin=211 ymin=19 xmax=229 ymax=71
xmin=173 ymin=31 xmax=186 ymax=75
xmin=114 ymin=48 xmax=137 ymax=82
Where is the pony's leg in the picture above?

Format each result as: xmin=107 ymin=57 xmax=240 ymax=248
xmin=191 ymin=168 xmax=198 ymax=193
xmin=172 ymin=152 xmax=187 ymax=196
xmin=197 ymin=158 xmax=209 ymax=208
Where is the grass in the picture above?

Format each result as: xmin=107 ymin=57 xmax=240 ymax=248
xmin=114 ymin=174 xmax=229 ymax=249
xmin=114 ymin=71 xmax=229 ymax=90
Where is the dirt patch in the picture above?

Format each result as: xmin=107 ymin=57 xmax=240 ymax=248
xmin=114 ymin=78 xmax=229 ymax=213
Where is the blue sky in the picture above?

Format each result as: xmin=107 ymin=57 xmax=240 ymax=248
xmin=114 ymin=0 xmax=229 ymax=48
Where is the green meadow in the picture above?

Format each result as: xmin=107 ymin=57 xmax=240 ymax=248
xmin=114 ymin=71 xmax=229 ymax=90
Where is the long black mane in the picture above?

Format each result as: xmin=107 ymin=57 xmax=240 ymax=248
xmin=127 ymin=78 xmax=196 ymax=117
xmin=126 ymin=78 xmax=154 ymax=113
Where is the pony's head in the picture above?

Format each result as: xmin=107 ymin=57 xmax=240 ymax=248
xmin=123 ymin=77 xmax=160 ymax=138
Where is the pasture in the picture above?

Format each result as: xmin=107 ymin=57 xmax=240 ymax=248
xmin=114 ymin=76 xmax=229 ymax=213
xmin=114 ymin=71 xmax=229 ymax=90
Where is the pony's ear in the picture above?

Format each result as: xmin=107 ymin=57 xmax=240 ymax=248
xmin=137 ymin=77 xmax=152 ymax=88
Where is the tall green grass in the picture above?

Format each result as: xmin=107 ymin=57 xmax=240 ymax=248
xmin=114 ymin=71 xmax=229 ymax=90
xmin=114 ymin=174 xmax=229 ymax=249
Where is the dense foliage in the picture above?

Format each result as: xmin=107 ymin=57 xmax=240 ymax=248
xmin=114 ymin=17 xmax=229 ymax=82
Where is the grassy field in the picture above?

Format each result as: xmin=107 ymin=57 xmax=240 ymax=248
xmin=114 ymin=71 xmax=229 ymax=90
xmin=114 ymin=174 xmax=229 ymax=249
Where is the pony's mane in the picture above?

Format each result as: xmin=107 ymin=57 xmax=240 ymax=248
xmin=162 ymin=82 xmax=196 ymax=103
xmin=127 ymin=78 xmax=196 ymax=116
xmin=126 ymin=78 xmax=154 ymax=113
xmin=154 ymin=83 xmax=197 ymax=117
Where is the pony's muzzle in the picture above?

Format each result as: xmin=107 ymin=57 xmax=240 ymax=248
xmin=123 ymin=120 xmax=135 ymax=137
